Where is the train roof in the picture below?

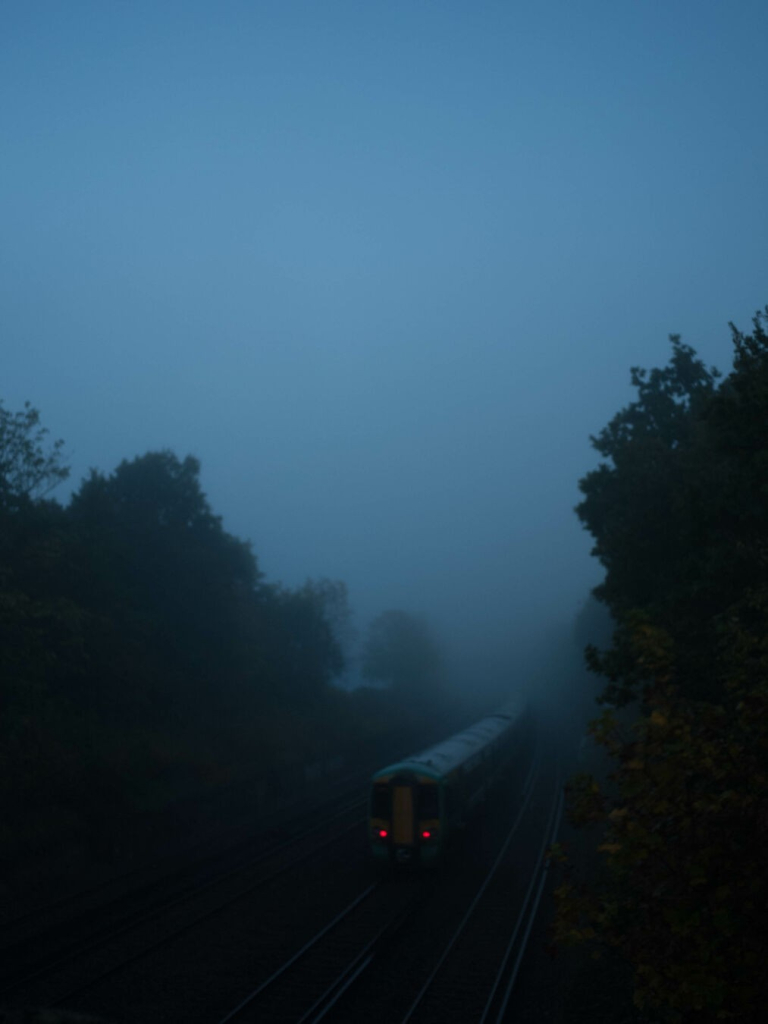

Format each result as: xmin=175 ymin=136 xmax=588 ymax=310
xmin=373 ymin=699 xmax=526 ymax=781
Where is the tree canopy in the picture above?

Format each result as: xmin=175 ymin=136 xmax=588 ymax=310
xmin=0 ymin=399 xmax=68 ymax=509
xmin=554 ymin=308 xmax=768 ymax=1021
xmin=0 ymin=413 xmax=364 ymax=877
xmin=576 ymin=318 xmax=767 ymax=706
xmin=362 ymin=609 xmax=442 ymax=703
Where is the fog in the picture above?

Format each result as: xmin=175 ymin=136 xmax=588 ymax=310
xmin=3 ymin=2 xmax=766 ymax=687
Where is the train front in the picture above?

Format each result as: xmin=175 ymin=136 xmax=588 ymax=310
xmin=369 ymin=763 xmax=443 ymax=867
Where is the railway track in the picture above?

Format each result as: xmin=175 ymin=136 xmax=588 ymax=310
xmin=401 ymin=772 xmax=564 ymax=1023
xmin=1 ymin=768 xmax=370 ymax=939
xmin=215 ymin=880 xmax=430 ymax=1023
xmin=479 ymin=784 xmax=564 ymax=1022
xmin=307 ymin=746 xmax=563 ymax=1024
xmin=211 ymin=747 xmax=557 ymax=1024
xmin=2 ymin=732 xmax=445 ymax=943
xmin=1 ymin=792 xmax=368 ymax=1015
xmin=4 ymin=726 xmax=563 ymax=1023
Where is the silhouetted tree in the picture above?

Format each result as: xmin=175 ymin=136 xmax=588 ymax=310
xmin=66 ymin=451 xmax=260 ymax=717
xmin=0 ymin=399 xmax=69 ymax=510
xmin=0 ymin=411 xmax=404 ymax=880
xmin=576 ymin=333 xmax=736 ymax=704
xmin=554 ymin=308 xmax=768 ymax=1022
xmin=259 ymin=580 xmax=347 ymax=704
xmin=362 ymin=610 xmax=442 ymax=702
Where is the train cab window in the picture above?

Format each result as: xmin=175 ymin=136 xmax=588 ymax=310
xmin=371 ymin=784 xmax=390 ymax=818
xmin=444 ymin=785 xmax=454 ymax=822
xmin=418 ymin=784 xmax=439 ymax=818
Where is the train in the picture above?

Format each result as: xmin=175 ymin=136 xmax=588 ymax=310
xmin=369 ymin=700 xmax=530 ymax=867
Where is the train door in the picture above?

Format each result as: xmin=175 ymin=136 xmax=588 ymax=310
xmin=392 ymin=780 xmax=415 ymax=846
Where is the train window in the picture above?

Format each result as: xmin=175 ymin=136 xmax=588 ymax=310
xmin=371 ymin=784 xmax=390 ymax=818
xmin=418 ymin=784 xmax=439 ymax=818
xmin=444 ymin=784 xmax=454 ymax=822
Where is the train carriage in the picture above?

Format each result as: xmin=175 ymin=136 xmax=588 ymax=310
xmin=369 ymin=700 xmax=529 ymax=867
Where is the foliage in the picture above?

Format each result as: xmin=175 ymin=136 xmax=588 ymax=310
xmin=0 ymin=399 xmax=461 ymax=891
xmin=578 ymin=313 xmax=768 ymax=705
xmin=0 ymin=399 xmax=69 ymax=509
xmin=0 ymin=413 xmax=381 ymax=879
xmin=259 ymin=579 xmax=348 ymax=702
xmin=303 ymin=577 xmax=356 ymax=661
xmin=554 ymin=677 xmax=768 ymax=1018
xmin=554 ymin=309 xmax=768 ymax=1021
xmin=362 ymin=609 xmax=442 ymax=702
xmin=66 ymin=452 xmax=261 ymax=712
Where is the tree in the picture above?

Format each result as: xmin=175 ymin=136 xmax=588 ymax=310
xmin=66 ymin=451 xmax=261 ymax=718
xmin=0 ymin=400 xmax=69 ymax=510
xmin=575 ymin=326 xmax=758 ymax=705
xmin=553 ymin=309 xmax=768 ymax=1021
xmin=554 ymin=649 xmax=768 ymax=1021
xmin=362 ymin=610 xmax=442 ymax=701
xmin=0 ymin=421 xmax=376 ymax=877
xmin=0 ymin=401 xmax=79 ymax=706
xmin=577 ymin=336 xmax=720 ymax=618
xmin=303 ymin=577 xmax=356 ymax=662
xmin=260 ymin=580 xmax=347 ymax=703
xmin=69 ymin=451 xmax=259 ymax=594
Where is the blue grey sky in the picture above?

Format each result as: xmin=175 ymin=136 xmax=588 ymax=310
xmin=3 ymin=2 xmax=767 ymax=673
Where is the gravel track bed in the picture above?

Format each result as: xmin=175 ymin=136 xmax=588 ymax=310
xmin=3 ymin=805 xmax=369 ymax=1022
xmin=1 ymin=786 xmax=366 ymax=995
xmin=224 ymin=877 xmax=429 ymax=1023
xmin=65 ymin=824 xmax=373 ymax=1023
xmin=3 ymin=718 xmax=543 ymax=1024
xmin=404 ymin=763 xmax=561 ymax=1024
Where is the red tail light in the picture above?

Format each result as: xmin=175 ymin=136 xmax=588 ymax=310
xmin=378 ymin=829 xmax=388 ymax=838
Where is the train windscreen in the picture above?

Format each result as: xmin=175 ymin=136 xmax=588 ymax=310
xmin=371 ymin=783 xmax=390 ymax=817
xmin=418 ymin=784 xmax=439 ymax=817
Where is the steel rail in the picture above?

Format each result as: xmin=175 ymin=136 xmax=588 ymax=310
xmin=1 ymin=772 xmax=368 ymax=932
xmin=216 ymin=883 xmax=381 ymax=1023
xmin=296 ymin=888 xmax=433 ymax=1024
xmin=34 ymin=811 xmax=367 ymax=1010
xmin=479 ymin=778 xmax=565 ymax=1023
xmin=229 ymin=747 xmax=544 ymax=1024
xmin=399 ymin=745 xmax=543 ymax=1024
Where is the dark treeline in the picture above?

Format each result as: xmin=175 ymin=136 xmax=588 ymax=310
xmin=554 ymin=309 xmax=768 ymax=1022
xmin=0 ymin=415 xmax=454 ymax=887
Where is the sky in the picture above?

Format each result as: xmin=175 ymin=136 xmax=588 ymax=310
xmin=2 ymin=1 xmax=767 ymax=679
